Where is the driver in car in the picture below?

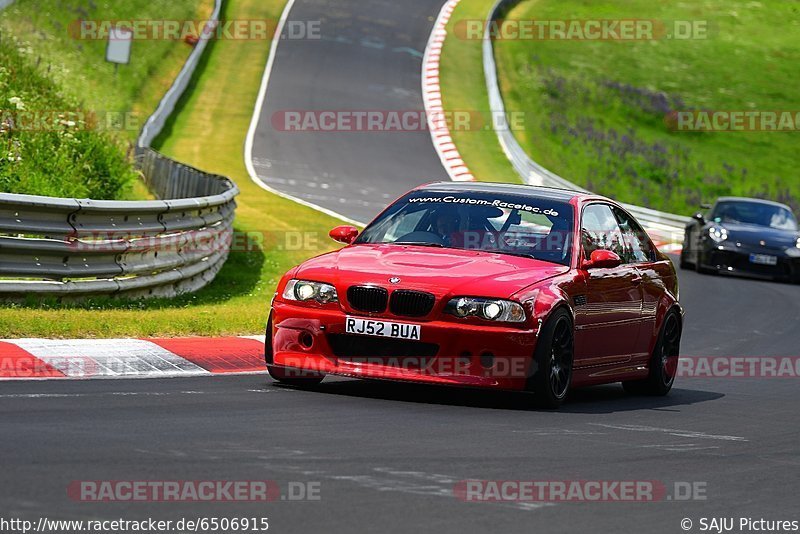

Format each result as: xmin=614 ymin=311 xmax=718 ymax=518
xmin=430 ymin=208 xmax=462 ymax=247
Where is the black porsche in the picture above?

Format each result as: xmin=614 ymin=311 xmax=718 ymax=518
xmin=680 ymin=197 xmax=800 ymax=282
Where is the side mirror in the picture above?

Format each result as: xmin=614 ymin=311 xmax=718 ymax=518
xmin=583 ymin=249 xmax=623 ymax=270
xmin=329 ymin=225 xmax=359 ymax=244
xmin=692 ymin=212 xmax=706 ymax=224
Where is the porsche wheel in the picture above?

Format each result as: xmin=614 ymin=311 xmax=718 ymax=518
xmin=527 ymin=309 xmax=574 ymax=409
xmin=679 ymin=232 xmax=692 ymax=269
xmin=623 ymin=310 xmax=681 ymax=396
xmin=264 ymin=315 xmax=325 ymax=387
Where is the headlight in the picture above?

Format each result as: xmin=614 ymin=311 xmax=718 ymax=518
xmin=444 ymin=297 xmax=526 ymax=323
xmin=786 ymin=237 xmax=800 ymax=257
xmin=708 ymin=226 xmax=728 ymax=243
xmin=282 ymin=279 xmax=338 ymax=304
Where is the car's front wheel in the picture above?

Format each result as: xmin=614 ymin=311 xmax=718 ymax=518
xmin=264 ymin=315 xmax=325 ymax=387
xmin=527 ymin=308 xmax=574 ymax=409
xmin=679 ymin=230 xmax=693 ymax=269
xmin=623 ymin=310 xmax=681 ymax=396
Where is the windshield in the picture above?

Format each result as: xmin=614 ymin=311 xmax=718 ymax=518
xmin=355 ymin=191 xmax=575 ymax=265
xmin=711 ymin=201 xmax=798 ymax=231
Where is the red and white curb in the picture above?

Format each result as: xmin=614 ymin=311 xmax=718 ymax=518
xmin=0 ymin=336 xmax=267 ymax=380
xmin=654 ymin=242 xmax=683 ymax=254
xmin=422 ymin=0 xmax=473 ymax=182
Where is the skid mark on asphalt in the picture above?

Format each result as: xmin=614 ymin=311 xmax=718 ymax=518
xmin=316 ymin=35 xmax=423 ymax=58
xmin=270 ymin=463 xmax=553 ymax=513
xmin=0 ymin=391 xmax=169 ymax=399
xmin=638 ymin=444 xmax=721 ymax=452
xmin=502 ymin=424 xmax=733 ymax=453
xmin=590 ymin=424 xmax=748 ymax=442
xmin=511 ymin=428 xmax=607 ymax=436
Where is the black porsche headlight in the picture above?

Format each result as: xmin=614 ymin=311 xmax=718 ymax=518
xmin=708 ymin=226 xmax=728 ymax=243
xmin=282 ymin=279 xmax=338 ymax=304
xmin=444 ymin=297 xmax=526 ymax=323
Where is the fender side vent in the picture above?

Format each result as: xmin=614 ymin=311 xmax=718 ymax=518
xmin=573 ymin=295 xmax=588 ymax=307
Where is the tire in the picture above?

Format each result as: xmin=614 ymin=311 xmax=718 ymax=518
xmin=264 ymin=315 xmax=325 ymax=387
xmin=622 ymin=310 xmax=681 ymax=396
xmin=679 ymin=231 xmax=692 ymax=269
xmin=695 ymin=260 xmax=710 ymax=274
xmin=694 ymin=249 xmax=716 ymax=275
xmin=526 ymin=308 xmax=574 ymax=409
xmin=679 ymin=250 xmax=692 ymax=270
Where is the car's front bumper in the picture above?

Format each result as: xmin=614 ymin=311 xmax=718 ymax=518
xmin=270 ymin=301 xmax=539 ymax=390
xmin=700 ymin=242 xmax=800 ymax=281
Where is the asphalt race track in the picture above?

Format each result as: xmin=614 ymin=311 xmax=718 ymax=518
xmin=3 ymin=0 xmax=799 ymax=532
xmin=2 ymin=262 xmax=799 ymax=533
xmin=249 ymin=0 xmax=450 ymax=223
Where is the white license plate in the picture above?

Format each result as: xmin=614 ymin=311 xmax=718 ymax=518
xmin=345 ymin=317 xmax=421 ymax=341
xmin=749 ymin=253 xmax=778 ymax=266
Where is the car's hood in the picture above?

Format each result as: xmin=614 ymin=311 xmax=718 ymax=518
xmin=295 ymin=244 xmax=570 ymax=298
xmin=716 ymin=222 xmax=799 ymax=248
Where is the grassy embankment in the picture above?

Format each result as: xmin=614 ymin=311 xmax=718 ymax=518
xmin=0 ymin=0 xmax=214 ymax=199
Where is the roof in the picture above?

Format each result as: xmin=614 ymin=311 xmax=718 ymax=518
xmin=416 ymin=181 xmax=584 ymax=202
xmin=715 ymin=197 xmax=792 ymax=210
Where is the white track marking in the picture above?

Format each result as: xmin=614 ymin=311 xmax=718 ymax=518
xmin=239 ymin=335 xmax=266 ymax=343
xmin=9 ymin=339 xmax=207 ymax=378
xmin=243 ymin=0 xmax=365 ymax=227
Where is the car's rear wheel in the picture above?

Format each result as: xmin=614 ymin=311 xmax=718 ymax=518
xmin=527 ymin=309 xmax=574 ymax=409
xmin=264 ymin=315 xmax=325 ymax=387
xmin=623 ymin=310 xmax=681 ymax=396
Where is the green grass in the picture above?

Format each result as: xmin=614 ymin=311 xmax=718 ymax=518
xmin=0 ymin=32 xmax=137 ymax=198
xmin=0 ymin=0 xmax=215 ymax=199
xmin=0 ymin=0 xmax=345 ymax=338
xmin=441 ymin=0 xmax=800 ymax=215
xmin=0 ymin=0 xmax=213 ymax=144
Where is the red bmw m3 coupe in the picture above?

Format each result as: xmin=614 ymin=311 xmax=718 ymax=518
xmin=266 ymin=182 xmax=682 ymax=408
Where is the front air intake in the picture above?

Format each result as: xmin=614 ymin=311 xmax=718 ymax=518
xmin=347 ymin=286 xmax=388 ymax=313
xmin=389 ymin=290 xmax=435 ymax=317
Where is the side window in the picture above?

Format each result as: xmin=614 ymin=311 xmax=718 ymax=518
xmin=612 ymin=207 xmax=654 ymax=264
xmin=581 ymin=204 xmax=625 ymax=261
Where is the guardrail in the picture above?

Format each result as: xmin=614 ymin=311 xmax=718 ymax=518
xmin=482 ymin=0 xmax=689 ymax=246
xmin=0 ymin=149 xmax=237 ymax=298
xmin=0 ymin=0 xmax=237 ymax=299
